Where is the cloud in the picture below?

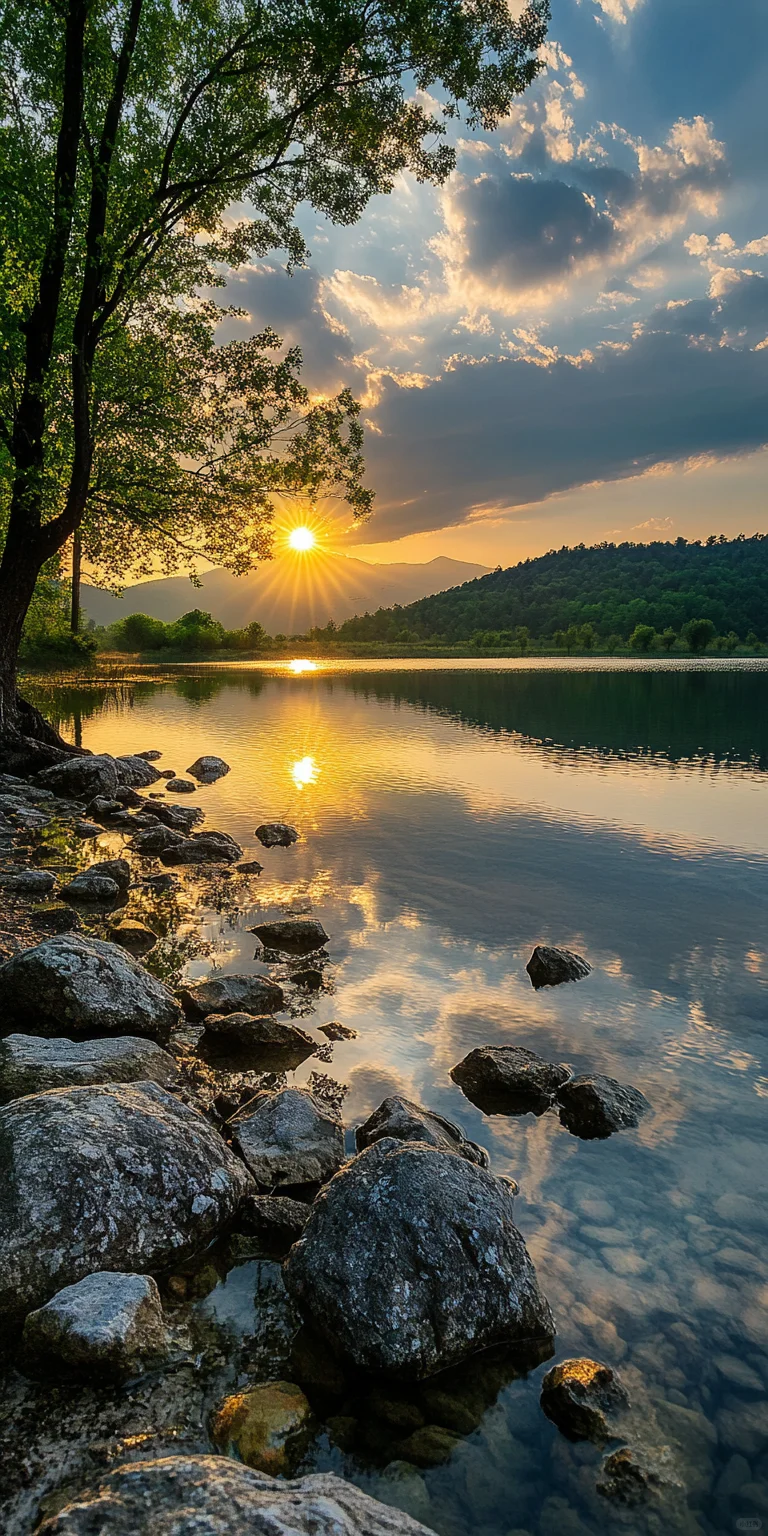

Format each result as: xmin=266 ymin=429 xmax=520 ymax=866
xmin=220 ymin=261 xmax=364 ymax=394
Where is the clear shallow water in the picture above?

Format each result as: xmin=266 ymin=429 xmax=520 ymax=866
xmin=35 ymin=661 xmax=768 ymax=1534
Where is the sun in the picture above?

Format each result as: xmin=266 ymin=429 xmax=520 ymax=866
xmin=288 ymin=526 xmax=316 ymax=553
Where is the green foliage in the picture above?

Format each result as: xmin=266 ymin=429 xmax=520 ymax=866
xmin=106 ymin=608 xmax=267 ymax=653
xmin=19 ymin=575 xmax=97 ymax=664
xmin=659 ymin=627 xmax=677 ymax=652
xmin=337 ymin=536 xmax=768 ymax=644
xmin=681 ymin=617 xmax=717 ymax=653
xmin=629 ymin=624 xmax=656 ymax=652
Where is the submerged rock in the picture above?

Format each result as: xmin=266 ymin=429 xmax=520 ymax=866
xmin=22 ymin=1271 xmax=168 ymax=1377
xmin=0 ymin=1033 xmax=179 ymax=1102
xmin=597 ymin=1444 xmax=684 ymax=1504
xmin=251 ymin=918 xmax=329 ymax=954
xmin=107 ymin=918 xmax=158 ymax=957
xmin=237 ymin=1194 xmax=311 ymax=1254
xmin=187 ymin=755 xmax=230 ymax=782
xmin=116 ymin=754 xmax=163 ymax=787
xmin=179 ymin=973 xmax=284 ymax=1019
xmin=36 ymin=1457 xmax=440 ymax=1535
xmin=60 ymin=871 xmax=120 ymax=904
xmin=0 ymin=868 xmax=57 ymax=896
xmin=0 ymin=935 xmax=182 ymax=1043
xmin=556 ymin=1073 xmax=650 ymax=1139
xmin=540 ymin=1358 xmax=630 ymax=1442
xmin=29 ymin=902 xmax=81 ymax=933
xmin=140 ymin=872 xmax=177 ymax=894
xmin=235 ymin=1087 xmax=345 ymax=1190
xmin=166 ymin=777 xmax=197 ymax=794
xmin=36 ymin=753 xmax=119 ymax=801
xmin=0 ymin=1081 xmax=252 ymax=1319
xmin=160 ymin=830 xmax=242 ymax=865
xmin=526 ymin=944 xmax=591 ymax=989
xmin=451 ymin=1045 xmax=571 ymax=1116
xmin=283 ymin=1139 xmax=555 ymax=1380
xmin=356 ymin=1094 xmax=489 ymax=1168
xmin=212 ymin=1380 xmax=312 ymax=1474
xmin=256 ymin=822 xmax=298 ymax=848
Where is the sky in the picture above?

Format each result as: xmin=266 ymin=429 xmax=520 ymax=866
xmin=225 ymin=0 xmax=768 ymax=567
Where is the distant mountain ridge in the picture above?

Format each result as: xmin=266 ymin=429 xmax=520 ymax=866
xmin=83 ymin=554 xmax=489 ymax=635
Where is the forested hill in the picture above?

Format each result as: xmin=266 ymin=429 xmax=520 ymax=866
xmin=336 ymin=536 xmax=768 ymax=644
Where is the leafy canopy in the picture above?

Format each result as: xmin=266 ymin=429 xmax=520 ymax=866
xmin=0 ymin=0 xmax=548 ymax=583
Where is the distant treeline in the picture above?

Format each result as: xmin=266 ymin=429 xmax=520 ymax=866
xmin=332 ymin=535 xmax=768 ymax=648
xmin=103 ymin=610 xmax=269 ymax=653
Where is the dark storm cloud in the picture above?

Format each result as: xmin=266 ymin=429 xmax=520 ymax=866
xmin=357 ymin=303 xmax=768 ymax=539
xmin=450 ymin=171 xmax=618 ymax=290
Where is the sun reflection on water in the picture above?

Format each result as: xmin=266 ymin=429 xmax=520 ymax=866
xmin=288 ymin=658 xmax=318 ymax=674
xmin=292 ymin=754 xmax=319 ymax=789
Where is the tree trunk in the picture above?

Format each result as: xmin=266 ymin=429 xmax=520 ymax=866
xmin=70 ymin=528 xmax=82 ymax=633
xmin=0 ymin=535 xmax=80 ymax=773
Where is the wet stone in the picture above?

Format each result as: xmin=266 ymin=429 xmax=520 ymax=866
xmin=202 ymin=1012 xmax=315 ymax=1064
xmin=0 ymin=868 xmax=57 ymax=896
xmin=237 ymin=860 xmax=264 ymax=875
xmin=166 ymin=777 xmax=197 ymax=793
xmin=236 ymin=1194 xmax=312 ymax=1254
xmin=187 ymin=755 xmax=230 ymax=782
xmin=107 ymin=918 xmax=158 ymax=957
xmin=0 ymin=934 xmax=182 ymax=1043
xmin=211 ymin=1381 xmax=313 ymax=1474
xmin=251 ymin=918 xmax=329 ymax=954
xmin=235 ymin=1086 xmax=345 ymax=1190
xmin=73 ymin=820 xmax=101 ymax=839
xmin=22 ymin=1271 xmax=168 ymax=1377
xmin=130 ymin=824 xmax=188 ymax=853
xmin=256 ymin=822 xmax=298 ymax=848
xmin=526 ymin=944 xmax=591 ymax=989
xmin=60 ymin=872 xmax=120 ymax=904
xmin=556 ymin=1073 xmax=650 ymax=1139
xmin=0 ymin=1033 xmax=179 ymax=1102
xmin=597 ymin=1444 xmax=684 ymax=1504
xmin=36 ymin=754 xmax=119 ymax=802
xmin=29 ymin=902 xmax=81 ymax=933
xmin=160 ymin=830 xmax=242 ymax=865
xmin=320 ymin=1021 xmax=358 ymax=1040
xmin=355 ymin=1093 xmax=489 ymax=1167
xmin=451 ymin=1045 xmax=571 ymax=1116
xmin=179 ymin=973 xmax=284 ymax=1019
xmin=540 ymin=1358 xmax=630 ymax=1442
xmin=115 ymin=754 xmax=163 ymax=787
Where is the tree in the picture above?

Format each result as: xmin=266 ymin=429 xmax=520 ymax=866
xmin=681 ymin=618 xmax=716 ymax=653
xmin=659 ymin=627 xmax=677 ymax=652
xmin=514 ymin=625 xmax=530 ymax=653
xmin=629 ymin=624 xmax=656 ymax=652
xmin=578 ymin=622 xmax=598 ymax=650
xmin=0 ymin=0 xmax=548 ymax=764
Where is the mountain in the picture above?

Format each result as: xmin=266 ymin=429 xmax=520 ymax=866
xmin=82 ymin=554 xmax=489 ymax=635
xmin=336 ymin=536 xmax=768 ymax=642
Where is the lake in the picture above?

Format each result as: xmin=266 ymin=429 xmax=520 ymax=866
xmin=24 ymin=659 xmax=768 ymax=1535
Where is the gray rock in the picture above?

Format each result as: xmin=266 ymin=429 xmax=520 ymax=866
xmin=556 ymin=1074 xmax=650 ymax=1139
xmin=136 ymin=750 xmax=162 ymax=761
xmin=597 ymin=1444 xmax=684 ymax=1504
xmin=29 ymin=902 xmax=82 ymax=933
xmin=160 ymin=830 xmax=242 ymax=865
xmin=85 ymin=795 xmax=124 ymax=822
xmin=179 ymin=973 xmax=284 ymax=1019
xmin=0 ymin=775 xmax=55 ymax=803
xmin=237 ymin=1194 xmax=312 ymax=1254
xmin=319 ymin=1021 xmax=356 ymax=1039
xmin=113 ymin=784 xmax=145 ymax=808
xmin=146 ymin=800 xmax=204 ymax=831
xmin=540 ymin=1358 xmax=630 ymax=1442
xmin=187 ymin=755 xmax=230 ymax=782
xmin=129 ymin=824 xmax=188 ymax=854
xmin=107 ymin=919 xmax=158 ymax=957
xmin=166 ymin=777 xmax=197 ymax=793
xmin=284 ymin=1139 xmax=555 ymax=1379
xmin=73 ymin=820 xmax=101 ymax=838
xmin=115 ymin=754 xmax=163 ymax=787
xmin=451 ymin=1045 xmax=571 ymax=1115
xmin=203 ymin=1012 xmax=315 ymax=1057
xmin=252 ymin=918 xmax=329 ymax=954
xmin=140 ymin=872 xmax=177 ymax=894
xmin=0 ymin=868 xmax=57 ymax=896
xmin=526 ymin=944 xmax=591 ymax=989
xmin=237 ymin=859 xmax=264 ymax=875
xmin=93 ymin=857 xmax=131 ymax=892
xmin=60 ymin=872 xmax=121 ymax=904
xmin=36 ymin=1457 xmax=439 ymax=1535
xmin=22 ymin=1271 xmax=168 ymax=1376
xmin=0 ymin=1033 xmax=179 ymax=1102
xmin=356 ymin=1095 xmax=489 ymax=1168
xmin=0 ymin=935 xmax=182 ymax=1043
xmin=0 ymin=1081 xmax=252 ymax=1319
xmin=256 ymin=822 xmax=298 ymax=848
xmin=235 ymin=1087 xmax=345 ymax=1190
xmin=36 ymin=754 xmax=119 ymax=802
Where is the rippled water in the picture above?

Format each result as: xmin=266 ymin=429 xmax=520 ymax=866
xmin=30 ymin=660 xmax=768 ymax=1534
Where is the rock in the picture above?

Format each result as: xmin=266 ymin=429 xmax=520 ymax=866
xmin=451 ymin=1045 xmax=571 ymax=1116
xmin=526 ymin=945 xmax=591 ymax=989
xmin=251 ymin=918 xmax=329 ymax=954
xmin=36 ymin=1457 xmax=440 ymax=1535
xmin=556 ymin=1074 xmax=650 ymax=1139
xmin=396 ymin=1426 xmax=461 ymax=1467
xmin=187 ymin=755 xmax=230 ymax=783
xmin=294 ymin=967 xmax=323 ymax=990
xmin=237 ymin=1194 xmax=312 ymax=1254
xmin=22 ymin=1271 xmax=168 ymax=1376
xmin=60 ymin=872 xmax=121 ymax=904
xmin=130 ymin=824 xmax=188 ymax=854
xmin=136 ymin=750 xmax=162 ymax=761
xmin=179 ymin=972 xmax=284 ymax=1019
xmin=237 ymin=859 xmax=264 ymax=875
xmin=141 ymin=872 xmax=177 ymax=894
xmin=113 ymin=784 xmax=145 ymax=808
xmin=0 ymin=868 xmax=57 ymax=896
xmin=160 ymin=830 xmax=242 ymax=865
xmin=203 ymin=1012 xmax=315 ymax=1060
xmin=212 ymin=1381 xmax=312 ymax=1474
xmin=115 ymin=754 xmax=163 ymax=787
xmin=85 ymin=795 xmax=124 ymax=822
xmin=0 ymin=935 xmax=182 ymax=1043
xmin=30 ymin=902 xmax=81 ymax=933
xmin=36 ymin=754 xmax=119 ymax=802
xmin=144 ymin=800 xmax=204 ymax=831
xmin=73 ymin=820 xmax=101 ymax=838
xmin=320 ymin=1021 xmax=357 ymax=1040
xmin=0 ymin=1081 xmax=252 ymax=1319
xmin=540 ymin=1359 xmax=630 ymax=1442
xmin=158 ymin=768 xmax=175 ymax=778
xmin=283 ymin=1140 xmax=555 ymax=1379
xmin=235 ymin=1087 xmax=345 ymax=1190
xmin=166 ymin=777 xmax=197 ymax=793
xmin=597 ymin=1444 xmax=683 ymax=1504
xmin=0 ymin=1033 xmax=179 ymax=1102
xmin=256 ymin=822 xmax=298 ymax=848
xmin=108 ymin=918 xmax=158 ymax=957
xmin=96 ymin=857 xmax=132 ymax=891
xmin=355 ymin=1094 xmax=489 ymax=1168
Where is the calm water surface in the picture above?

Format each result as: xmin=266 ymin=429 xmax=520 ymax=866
xmin=38 ymin=661 xmax=768 ymax=1535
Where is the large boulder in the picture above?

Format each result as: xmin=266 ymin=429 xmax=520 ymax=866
xmin=283 ymin=1139 xmax=555 ymax=1379
xmin=179 ymin=972 xmax=284 ymax=1019
xmin=36 ymin=754 xmax=119 ymax=801
xmin=356 ymin=1094 xmax=489 ymax=1168
xmin=252 ymin=918 xmax=329 ymax=954
xmin=0 ymin=1081 xmax=252 ymax=1319
xmin=202 ymin=1012 xmax=315 ymax=1068
xmin=160 ymin=830 xmax=242 ymax=865
xmin=235 ymin=1087 xmax=345 ymax=1190
xmin=22 ymin=1271 xmax=168 ymax=1377
xmin=451 ymin=1045 xmax=571 ymax=1115
xmin=36 ymin=1457 xmax=439 ymax=1535
xmin=187 ymin=755 xmax=230 ymax=782
xmin=526 ymin=945 xmax=591 ymax=989
xmin=115 ymin=754 xmax=162 ymax=787
xmin=0 ymin=935 xmax=182 ymax=1043
xmin=555 ymin=1073 xmax=650 ymax=1139
xmin=0 ymin=1033 xmax=179 ymax=1102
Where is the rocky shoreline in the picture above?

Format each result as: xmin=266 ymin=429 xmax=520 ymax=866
xmin=0 ymin=742 xmax=689 ymax=1536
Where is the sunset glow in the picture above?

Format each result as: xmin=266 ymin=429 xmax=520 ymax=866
xmin=288 ymin=526 xmax=316 ymax=552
